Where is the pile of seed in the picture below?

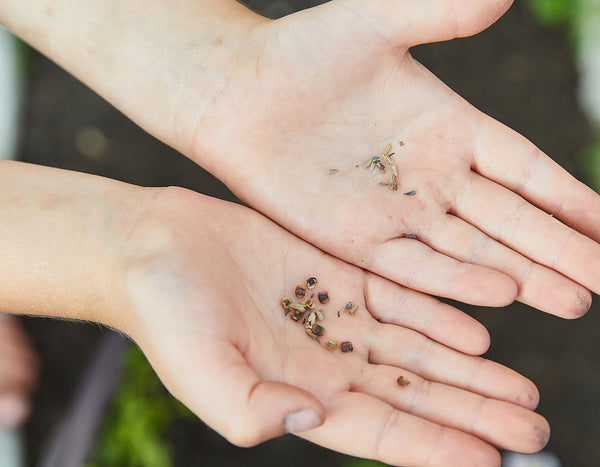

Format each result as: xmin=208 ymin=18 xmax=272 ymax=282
xmin=363 ymin=143 xmax=418 ymax=196
xmin=280 ymin=277 xmax=354 ymax=353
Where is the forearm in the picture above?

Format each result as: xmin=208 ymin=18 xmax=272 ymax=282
xmin=0 ymin=0 xmax=264 ymax=155
xmin=0 ymin=160 xmax=150 ymax=328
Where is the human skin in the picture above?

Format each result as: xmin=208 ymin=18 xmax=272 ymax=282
xmin=2 ymin=0 xmax=600 ymax=318
xmin=0 ymin=314 xmax=36 ymax=428
xmin=0 ymin=160 xmax=549 ymax=466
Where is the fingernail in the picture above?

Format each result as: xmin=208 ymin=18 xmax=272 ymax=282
xmin=0 ymin=396 xmax=28 ymax=428
xmin=284 ymin=409 xmax=322 ymax=434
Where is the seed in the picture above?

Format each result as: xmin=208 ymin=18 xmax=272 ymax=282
xmin=377 ymin=182 xmax=389 ymax=186
xmin=383 ymin=144 xmax=392 ymax=156
xmin=390 ymin=165 xmax=398 ymax=191
xmin=306 ymin=311 xmax=317 ymax=329
xmin=397 ymin=376 xmax=411 ymax=387
xmin=382 ymin=152 xmax=395 ymax=164
xmin=328 ymin=169 xmax=339 ymax=174
xmin=325 ymin=340 xmax=337 ymax=350
xmin=316 ymin=310 xmax=324 ymax=321
xmin=403 ymin=190 xmax=417 ymax=196
xmin=305 ymin=327 xmax=318 ymax=339
xmin=289 ymin=303 xmax=307 ymax=312
xmin=376 ymin=161 xmax=386 ymax=173
xmin=295 ymin=285 xmax=307 ymax=298
xmin=343 ymin=302 xmax=353 ymax=312
xmin=340 ymin=341 xmax=353 ymax=353
xmin=401 ymin=234 xmax=418 ymax=240
xmin=349 ymin=304 xmax=359 ymax=315
xmin=281 ymin=298 xmax=292 ymax=310
xmin=399 ymin=141 xmax=405 ymax=146
xmin=306 ymin=277 xmax=318 ymax=289
xmin=290 ymin=309 xmax=305 ymax=321
xmin=317 ymin=291 xmax=329 ymax=304
xmin=337 ymin=310 xmax=340 ymax=317
xmin=311 ymin=324 xmax=324 ymax=337
xmin=302 ymin=298 xmax=315 ymax=309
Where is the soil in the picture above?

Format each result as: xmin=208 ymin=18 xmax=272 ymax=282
xmin=16 ymin=2 xmax=600 ymax=466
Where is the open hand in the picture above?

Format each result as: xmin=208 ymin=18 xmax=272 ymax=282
xmin=120 ymin=187 xmax=549 ymax=466
xmin=183 ymin=0 xmax=600 ymax=318
xmin=7 ymin=0 xmax=598 ymax=317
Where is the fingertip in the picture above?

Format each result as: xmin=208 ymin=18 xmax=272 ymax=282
xmin=285 ymin=407 xmax=325 ymax=434
xmin=470 ymin=321 xmax=491 ymax=356
xmin=515 ymin=378 xmax=540 ymax=411
xmin=517 ymin=413 xmax=551 ymax=454
xmin=227 ymin=381 xmax=326 ymax=447
xmin=567 ymin=287 xmax=592 ymax=319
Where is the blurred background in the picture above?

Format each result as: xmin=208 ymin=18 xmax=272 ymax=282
xmin=3 ymin=0 xmax=600 ymax=466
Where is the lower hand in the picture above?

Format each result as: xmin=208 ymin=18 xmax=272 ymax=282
xmin=118 ymin=186 xmax=549 ymax=466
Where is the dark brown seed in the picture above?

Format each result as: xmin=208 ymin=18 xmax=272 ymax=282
xmin=318 ymin=291 xmax=329 ymax=304
xmin=403 ymin=190 xmax=417 ymax=196
xmin=401 ymin=234 xmax=418 ymax=240
xmin=302 ymin=298 xmax=316 ymax=309
xmin=397 ymin=376 xmax=411 ymax=387
xmin=306 ymin=277 xmax=318 ymax=288
xmin=290 ymin=310 xmax=305 ymax=321
xmin=340 ymin=341 xmax=353 ymax=353
xmin=281 ymin=298 xmax=292 ymax=310
xmin=295 ymin=285 xmax=307 ymax=298
xmin=311 ymin=324 xmax=324 ymax=337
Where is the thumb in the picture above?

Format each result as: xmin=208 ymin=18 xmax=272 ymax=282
xmin=165 ymin=341 xmax=326 ymax=447
xmin=340 ymin=0 xmax=514 ymax=46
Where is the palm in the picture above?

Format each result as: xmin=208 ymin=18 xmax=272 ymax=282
xmin=186 ymin=0 xmax=600 ymax=318
xmin=123 ymin=188 xmax=548 ymax=466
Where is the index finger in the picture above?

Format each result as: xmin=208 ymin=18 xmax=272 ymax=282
xmin=472 ymin=114 xmax=600 ymax=241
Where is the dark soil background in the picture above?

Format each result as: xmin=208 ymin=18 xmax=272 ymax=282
xmin=15 ymin=1 xmax=600 ymax=466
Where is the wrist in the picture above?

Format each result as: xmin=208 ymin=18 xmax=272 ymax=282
xmin=0 ymin=161 xmax=159 ymax=330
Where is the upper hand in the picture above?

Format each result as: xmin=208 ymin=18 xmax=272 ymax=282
xmin=179 ymin=0 xmax=600 ymax=318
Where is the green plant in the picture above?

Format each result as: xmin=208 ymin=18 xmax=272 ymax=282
xmin=581 ymin=136 xmax=600 ymax=193
xmin=341 ymin=456 xmax=390 ymax=467
xmin=524 ymin=0 xmax=573 ymax=27
xmin=87 ymin=345 xmax=191 ymax=467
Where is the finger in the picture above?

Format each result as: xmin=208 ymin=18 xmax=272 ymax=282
xmin=366 ymin=236 xmax=518 ymax=307
xmin=364 ymin=272 xmax=491 ymax=355
xmin=302 ymin=391 xmax=502 ymax=467
xmin=473 ymin=115 xmax=600 ymax=241
xmin=367 ymin=324 xmax=540 ymax=409
xmin=356 ymin=364 xmax=549 ymax=453
xmin=0 ymin=393 xmax=31 ymax=429
xmin=425 ymin=213 xmax=590 ymax=318
xmin=455 ymin=172 xmax=600 ymax=300
xmin=342 ymin=0 xmax=514 ymax=46
xmin=162 ymin=339 xmax=326 ymax=447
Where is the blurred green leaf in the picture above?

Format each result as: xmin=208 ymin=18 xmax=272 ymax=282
xmin=581 ymin=136 xmax=600 ymax=193
xmin=87 ymin=346 xmax=192 ymax=467
xmin=341 ymin=456 xmax=390 ymax=467
xmin=524 ymin=0 xmax=572 ymax=27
